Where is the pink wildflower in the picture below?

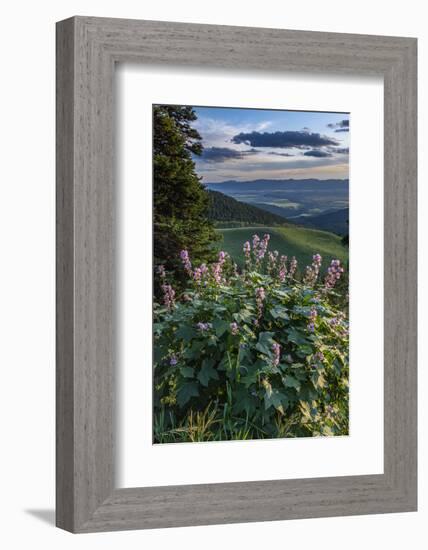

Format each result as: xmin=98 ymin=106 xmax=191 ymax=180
xmin=255 ymin=287 xmax=266 ymax=321
xmin=288 ymin=256 xmax=298 ymax=278
xmin=272 ymin=342 xmax=281 ymax=367
xmin=180 ymin=249 xmax=192 ymax=275
xmin=161 ymin=283 xmax=175 ymax=310
xmin=324 ymin=259 xmax=344 ymax=289
xmin=278 ymin=255 xmax=288 ymax=282
xmin=230 ymin=322 xmax=239 ymax=335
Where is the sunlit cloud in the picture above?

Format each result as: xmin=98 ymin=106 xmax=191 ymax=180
xmin=191 ymin=106 xmax=349 ymax=182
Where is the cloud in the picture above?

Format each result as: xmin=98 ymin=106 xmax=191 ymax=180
xmin=231 ymin=130 xmax=339 ymax=149
xmin=199 ymin=146 xmax=259 ymax=163
xmin=268 ymin=151 xmax=295 ymax=157
xmin=327 ymin=119 xmax=350 ymax=132
xmin=303 ymin=149 xmax=333 ymax=158
xmin=193 ymin=117 xmax=274 ymax=148
xmin=326 ymin=146 xmax=349 ymax=155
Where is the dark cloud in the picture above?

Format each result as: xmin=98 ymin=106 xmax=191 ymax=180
xmin=303 ymin=149 xmax=332 ymax=158
xmin=326 ymin=146 xmax=349 ymax=155
xmin=231 ymin=130 xmax=339 ymax=149
xmin=327 ymin=119 xmax=349 ymax=132
xmin=268 ymin=151 xmax=295 ymax=157
xmin=199 ymin=147 xmax=259 ymax=163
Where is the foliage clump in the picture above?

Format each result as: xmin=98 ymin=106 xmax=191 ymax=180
xmin=153 ymin=105 xmax=219 ymax=283
xmin=153 ymin=234 xmax=349 ymax=443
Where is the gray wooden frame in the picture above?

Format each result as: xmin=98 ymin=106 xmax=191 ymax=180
xmin=56 ymin=16 xmax=417 ymax=533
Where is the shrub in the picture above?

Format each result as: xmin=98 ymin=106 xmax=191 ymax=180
xmin=153 ymin=234 xmax=349 ymax=443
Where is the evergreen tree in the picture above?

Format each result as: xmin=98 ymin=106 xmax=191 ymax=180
xmin=153 ymin=105 xmax=219 ymax=276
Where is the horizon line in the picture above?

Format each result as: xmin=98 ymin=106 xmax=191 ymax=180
xmin=203 ymin=177 xmax=349 ymax=184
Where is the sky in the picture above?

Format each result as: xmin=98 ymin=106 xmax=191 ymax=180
xmin=190 ymin=106 xmax=349 ymax=182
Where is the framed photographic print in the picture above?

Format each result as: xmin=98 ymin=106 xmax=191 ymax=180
xmin=56 ymin=16 xmax=417 ymax=532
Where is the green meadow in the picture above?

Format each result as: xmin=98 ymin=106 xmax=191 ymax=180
xmin=217 ymin=225 xmax=348 ymax=272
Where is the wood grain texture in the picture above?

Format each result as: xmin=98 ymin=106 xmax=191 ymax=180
xmin=56 ymin=16 xmax=417 ymax=533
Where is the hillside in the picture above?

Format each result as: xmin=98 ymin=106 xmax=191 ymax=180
xmin=294 ymin=208 xmax=349 ymax=236
xmin=206 ymin=178 xmax=349 ymax=220
xmin=218 ymin=225 xmax=348 ymax=272
xmin=207 ymin=190 xmax=289 ymax=227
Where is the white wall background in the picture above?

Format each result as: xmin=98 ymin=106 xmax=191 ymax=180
xmin=0 ymin=1 xmax=424 ymax=548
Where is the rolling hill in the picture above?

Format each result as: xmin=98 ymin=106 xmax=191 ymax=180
xmin=218 ymin=226 xmax=348 ymax=272
xmin=205 ymin=188 xmax=348 ymax=271
xmin=206 ymin=178 xmax=349 ymax=220
xmin=207 ymin=190 xmax=290 ymax=227
xmin=293 ymin=208 xmax=349 ymax=236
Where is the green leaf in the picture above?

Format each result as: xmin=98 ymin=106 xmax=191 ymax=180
xmin=270 ymin=306 xmax=289 ymax=320
xmin=175 ymin=325 xmax=196 ymax=342
xmin=234 ymin=308 xmax=254 ymax=323
xmin=212 ymin=319 xmax=230 ymax=337
xmin=218 ymin=355 xmax=229 ymax=371
xmin=153 ymin=322 xmax=164 ymax=334
xmin=311 ymin=371 xmax=326 ymax=389
xmin=255 ymin=331 xmax=275 ymax=356
xmin=299 ymin=400 xmax=312 ymax=419
xmin=197 ymin=360 xmax=219 ymax=387
xmin=272 ymin=289 xmax=290 ymax=299
xmin=299 ymin=382 xmax=318 ymax=402
xmin=263 ymin=386 xmax=287 ymax=413
xmin=295 ymin=344 xmax=314 ymax=359
xmin=233 ymin=387 xmax=256 ymax=416
xmin=240 ymin=363 xmax=260 ymax=387
xmin=153 ymin=345 xmax=167 ymax=364
xmin=287 ymin=328 xmax=309 ymax=346
xmin=176 ymin=382 xmax=199 ymax=407
xmin=182 ymin=340 xmax=204 ymax=359
xmin=282 ymin=374 xmax=301 ymax=390
xmin=238 ymin=345 xmax=253 ymax=365
xmin=179 ymin=366 xmax=194 ymax=378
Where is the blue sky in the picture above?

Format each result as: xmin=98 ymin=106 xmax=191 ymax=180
xmin=191 ymin=106 xmax=349 ymax=182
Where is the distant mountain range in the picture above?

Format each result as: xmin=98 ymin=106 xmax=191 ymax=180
xmin=206 ymin=178 xmax=348 ymax=193
xmin=206 ymin=178 xmax=348 ymax=218
xmin=205 ymin=179 xmax=349 ymax=235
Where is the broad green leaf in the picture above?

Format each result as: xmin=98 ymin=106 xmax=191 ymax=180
xmin=233 ymin=387 xmax=256 ymax=416
xmin=153 ymin=345 xmax=167 ymax=363
xmin=311 ymin=371 xmax=326 ymax=389
xmin=182 ymin=340 xmax=204 ymax=359
xmin=264 ymin=386 xmax=287 ymax=413
xmin=299 ymin=344 xmax=314 ymax=356
xmin=287 ymin=328 xmax=309 ymax=346
xmin=255 ymin=331 xmax=275 ymax=356
xmin=240 ymin=364 xmax=260 ymax=387
xmin=197 ymin=360 xmax=219 ymax=387
xmin=176 ymin=382 xmax=199 ymax=407
xmin=299 ymin=382 xmax=319 ymax=402
xmin=282 ymin=374 xmax=301 ymax=390
xmin=180 ymin=366 xmax=194 ymax=378
xmin=270 ymin=306 xmax=289 ymax=320
xmin=234 ymin=308 xmax=254 ymax=322
xmin=175 ymin=326 xmax=196 ymax=342
xmin=212 ymin=319 xmax=230 ymax=337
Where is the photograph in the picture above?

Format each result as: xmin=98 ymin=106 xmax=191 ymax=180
xmin=152 ymin=104 xmax=350 ymax=443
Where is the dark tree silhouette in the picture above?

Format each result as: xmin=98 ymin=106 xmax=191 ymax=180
xmin=153 ymin=105 xmax=219 ymax=277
